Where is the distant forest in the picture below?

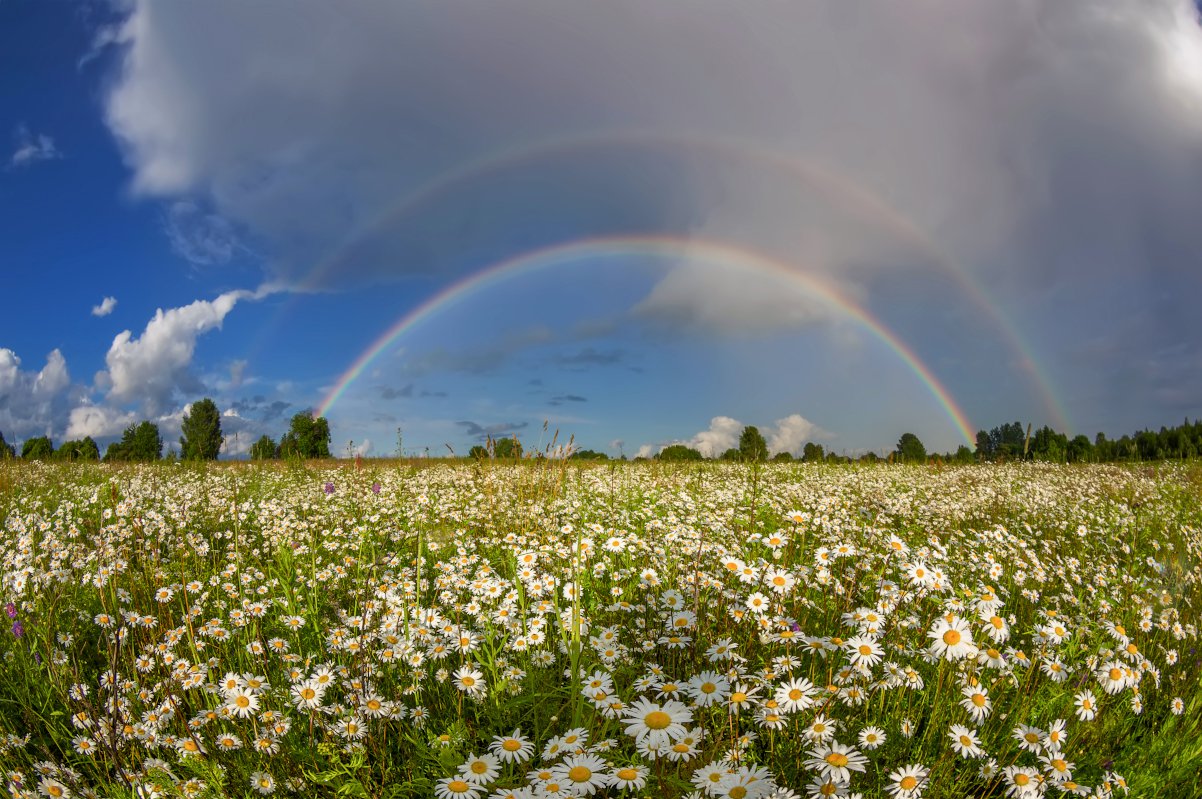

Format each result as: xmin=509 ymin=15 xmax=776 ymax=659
xmin=2 ymin=402 xmax=1201 ymax=465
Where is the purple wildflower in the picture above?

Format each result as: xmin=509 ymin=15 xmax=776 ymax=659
xmin=4 ymin=602 xmax=15 ymax=619
xmin=371 ymin=482 xmax=381 ymax=495
xmin=11 ymin=620 xmax=23 ymax=638
xmin=323 ymin=482 xmax=335 ymax=495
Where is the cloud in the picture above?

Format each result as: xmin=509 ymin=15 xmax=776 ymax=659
xmin=65 ymin=403 xmax=136 ymax=440
xmin=163 ymin=200 xmax=240 ymax=265
xmin=456 ymin=420 xmax=529 ymax=442
xmin=548 ymin=394 xmax=587 ymax=406
xmin=766 ymin=414 xmax=831 ymax=456
xmin=10 ymin=126 xmax=60 ymax=168
xmin=379 ymin=384 xmax=413 ymax=400
xmin=100 ymin=287 xmax=270 ymax=414
xmin=0 ymin=349 xmax=77 ymax=439
xmin=639 ymin=413 xmax=831 ymax=459
xmin=91 ymin=296 xmax=118 ymax=318
xmin=231 ymin=395 xmax=292 ymax=421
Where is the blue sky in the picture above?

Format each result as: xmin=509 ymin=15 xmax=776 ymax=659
xmin=2 ymin=1 xmax=1201 ymax=458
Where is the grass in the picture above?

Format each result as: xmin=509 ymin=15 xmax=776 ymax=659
xmin=0 ymin=458 xmax=1199 ymax=798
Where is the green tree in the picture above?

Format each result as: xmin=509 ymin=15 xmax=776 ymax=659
xmin=0 ymin=430 xmax=15 ymax=459
xmin=493 ymin=437 xmax=523 ymax=459
xmin=772 ymin=451 xmax=794 ymax=462
xmin=56 ymin=437 xmax=100 ymax=461
xmin=720 ymin=447 xmax=742 ymax=461
xmin=180 ymin=398 xmax=224 ymax=460
xmin=21 ymin=436 xmax=54 ymax=460
xmin=468 ymin=444 xmax=488 ymax=460
xmin=249 ymin=435 xmax=278 ymax=460
xmin=895 ymin=432 xmax=927 ymax=464
xmin=951 ymin=445 xmax=975 ymax=464
xmin=802 ymin=442 xmax=825 ymax=462
xmin=657 ymin=444 xmax=703 ymax=461
xmin=568 ymin=449 xmax=609 ymax=460
xmin=279 ymin=413 xmax=332 ymax=459
xmin=105 ymin=421 xmax=162 ymax=462
xmin=738 ymin=426 xmax=768 ymax=462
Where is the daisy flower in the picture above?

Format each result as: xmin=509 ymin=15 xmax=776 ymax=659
xmin=960 ymin=684 xmax=992 ymax=723
xmin=775 ymin=677 xmax=818 ymax=713
xmin=928 ymin=615 xmax=977 ymax=661
xmin=454 ymin=666 xmax=487 ymax=697
xmin=858 ymin=726 xmax=886 ymax=749
xmin=804 ymin=741 xmax=868 ymax=784
xmin=249 ymin=772 xmax=275 ymax=795
xmin=621 ymin=698 xmax=692 ymax=748
xmin=687 ymin=671 xmax=730 ymax=707
xmin=550 ymin=754 xmax=609 ymax=796
xmin=609 ymin=764 xmax=647 ymax=791
xmin=1074 ymin=691 xmax=1098 ymax=722
xmin=886 ymin=764 xmax=929 ymax=799
xmin=489 ymin=729 xmax=534 ymax=763
xmin=434 ymin=777 xmax=484 ymax=799
xmin=458 ymin=754 xmax=501 ymax=785
xmin=949 ymin=724 xmax=984 ymax=758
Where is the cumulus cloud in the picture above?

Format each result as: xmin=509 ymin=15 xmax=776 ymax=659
xmin=65 ymin=403 xmax=136 ymax=440
xmin=92 ymin=296 xmax=118 ymax=317
xmin=766 ymin=414 xmax=831 ymax=456
xmin=0 ymin=349 xmax=77 ymax=438
xmin=10 ymin=126 xmax=60 ymax=168
xmin=641 ymin=413 xmax=830 ymax=458
xmin=101 ymin=286 xmax=271 ymax=414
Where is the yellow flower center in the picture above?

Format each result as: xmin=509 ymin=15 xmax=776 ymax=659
xmin=1015 ymin=774 xmax=1030 ymax=786
xmin=235 ymin=695 xmax=250 ymax=708
xmin=730 ymin=692 xmax=747 ymax=704
xmin=460 ymin=676 xmax=475 ymax=686
xmin=568 ymin=766 xmax=591 ymax=782
xmin=729 ymin=788 xmax=748 ymax=799
xmin=503 ymin=739 xmax=522 ymax=751
xmin=858 ymin=645 xmax=873 ymax=656
xmin=701 ymin=682 xmax=717 ymax=694
xmin=825 ymin=752 xmax=849 ymax=767
xmin=900 ymin=776 xmax=918 ymax=790
xmin=960 ymin=735 xmax=973 ymax=746
xmin=471 ymin=762 xmax=488 ymax=774
xmin=673 ymin=743 xmax=690 ymax=753
xmin=971 ymin=694 xmax=986 ymax=707
xmin=789 ymin=689 xmax=803 ymax=700
xmin=447 ymin=780 xmax=470 ymax=793
xmin=943 ymin=629 xmax=962 ymax=646
xmin=616 ymin=767 xmax=638 ymax=781
xmin=644 ymin=711 xmax=672 ymax=730
xmin=1052 ymin=759 xmax=1067 ymax=772
xmin=990 ymin=616 xmax=1004 ymax=629
xmin=1109 ymin=668 xmax=1122 ymax=681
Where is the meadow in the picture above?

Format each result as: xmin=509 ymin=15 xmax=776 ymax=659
xmin=0 ymin=459 xmax=1199 ymax=799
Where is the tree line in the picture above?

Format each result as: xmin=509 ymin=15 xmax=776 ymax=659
xmin=0 ymin=400 xmax=332 ymax=462
xmin=4 ymin=410 xmax=1202 ymax=465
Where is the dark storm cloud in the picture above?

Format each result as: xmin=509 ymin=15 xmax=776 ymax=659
xmin=456 ymin=420 xmax=530 ymax=441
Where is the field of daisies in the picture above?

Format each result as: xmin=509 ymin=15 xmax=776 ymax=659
xmin=1 ymin=460 xmax=1200 ymax=799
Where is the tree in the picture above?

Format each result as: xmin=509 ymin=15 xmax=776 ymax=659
xmin=180 ymin=398 xmax=224 ymax=460
xmin=0 ymin=430 xmax=15 ymax=459
xmin=493 ymin=437 xmax=523 ymax=459
xmin=249 ymin=435 xmax=278 ymax=460
xmin=772 ymin=451 xmax=794 ymax=462
xmin=468 ymin=445 xmax=488 ymax=460
xmin=105 ymin=422 xmax=162 ymax=462
xmin=279 ymin=413 xmax=332 ymax=459
xmin=568 ymin=449 xmax=609 ymax=460
xmin=1067 ymin=434 xmax=1094 ymax=463
xmin=951 ymin=445 xmax=975 ymax=464
xmin=56 ymin=437 xmax=100 ymax=461
xmin=738 ymin=426 xmax=768 ymax=462
xmin=21 ymin=436 xmax=54 ymax=460
xmin=720 ymin=447 xmax=742 ymax=461
xmin=802 ymin=442 xmax=825 ymax=462
xmin=657 ymin=444 xmax=703 ymax=461
xmin=895 ymin=433 xmax=927 ymax=464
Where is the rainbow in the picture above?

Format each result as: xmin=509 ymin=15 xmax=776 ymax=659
xmin=315 ymin=235 xmax=977 ymax=446
xmin=294 ymin=131 xmax=1069 ymax=432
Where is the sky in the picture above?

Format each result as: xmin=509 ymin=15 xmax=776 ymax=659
xmin=2 ymin=0 xmax=1202 ymax=459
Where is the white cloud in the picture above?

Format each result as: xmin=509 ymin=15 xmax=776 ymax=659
xmin=101 ymin=287 xmax=271 ymax=414
xmin=92 ymin=296 xmax=118 ymax=317
xmin=10 ymin=126 xmax=60 ymax=168
xmin=0 ymin=348 xmax=76 ymax=438
xmin=164 ymin=200 xmax=239 ymax=265
xmin=766 ymin=414 xmax=830 ymax=456
xmin=65 ymin=404 xmax=136 ymax=440
xmin=684 ymin=416 xmax=745 ymax=459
